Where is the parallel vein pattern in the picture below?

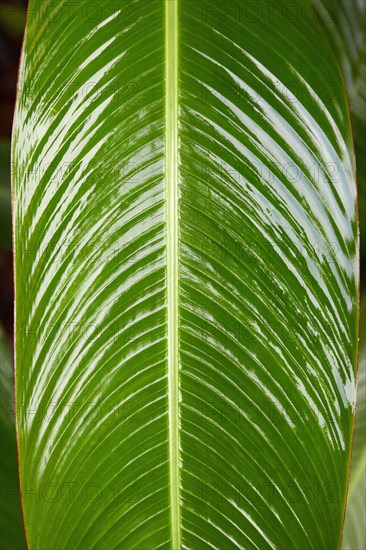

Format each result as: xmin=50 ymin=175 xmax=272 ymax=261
xmin=313 ymin=0 xmax=366 ymax=264
xmin=342 ymin=297 xmax=366 ymax=550
xmin=13 ymin=0 xmax=358 ymax=549
xmin=178 ymin=1 xmax=358 ymax=548
xmin=14 ymin=1 xmax=170 ymax=548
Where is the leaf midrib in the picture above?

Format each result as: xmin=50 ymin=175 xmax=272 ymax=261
xmin=165 ymin=0 xmax=180 ymax=548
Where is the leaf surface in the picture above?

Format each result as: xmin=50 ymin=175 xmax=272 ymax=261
xmin=13 ymin=1 xmax=359 ymax=548
xmin=342 ymin=296 xmax=366 ymax=550
xmin=313 ymin=0 xmax=366 ymax=258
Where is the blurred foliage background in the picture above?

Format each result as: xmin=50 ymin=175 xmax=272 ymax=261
xmin=0 ymin=0 xmax=364 ymax=548
xmin=0 ymin=3 xmax=33 ymax=548
xmin=0 ymin=0 xmax=26 ymax=344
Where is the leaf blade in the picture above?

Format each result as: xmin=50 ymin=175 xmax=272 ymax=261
xmin=12 ymin=1 xmax=359 ymax=548
xmin=342 ymin=296 xmax=366 ymax=550
xmin=313 ymin=0 xmax=366 ymax=258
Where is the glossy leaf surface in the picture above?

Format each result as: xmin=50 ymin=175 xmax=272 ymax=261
xmin=314 ymin=0 xmax=366 ymax=258
xmin=342 ymin=296 xmax=366 ymax=550
xmin=13 ymin=0 xmax=359 ymax=548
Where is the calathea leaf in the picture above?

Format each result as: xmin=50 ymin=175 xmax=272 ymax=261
xmin=12 ymin=0 xmax=358 ymax=548
xmin=312 ymin=3 xmax=366 ymax=545
xmin=313 ymin=0 xmax=366 ymax=261
xmin=342 ymin=296 xmax=366 ymax=550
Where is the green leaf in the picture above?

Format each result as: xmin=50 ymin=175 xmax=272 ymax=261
xmin=342 ymin=296 xmax=366 ymax=550
xmin=0 ymin=328 xmax=27 ymax=550
xmin=313 ymin=0 xmax=366 ymax=260
xmin=12 ymin=1 xmax=359 ymax=548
